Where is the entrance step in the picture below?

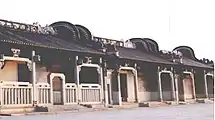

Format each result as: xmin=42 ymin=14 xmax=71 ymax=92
xmin=185 ymin=99 xmax=197 ymax=104
xmin=78 ymin=103 xmax=107 ymax=111
xmin=121 ymin=102 xmax=139 ymax=108
xmin=47 ymin=104 xmax=85 ymax=112
xmin=139 ymin=101 xmax=169 ymax=107
xmin=0 ymin=106 xmax=34 ymax=115
xmin=196 ymin=99 xmax=214 ymax=104
xmin=163 ymin=101 xmax=178 ymax=105
xmin=110 ymin=102 xmax=139 ymax=109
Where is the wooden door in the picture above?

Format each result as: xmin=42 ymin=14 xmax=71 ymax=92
xmin=52 ymin=77 xmax=63 ymax=105
xmin=183 ymin=76 xmax=194 ymax=100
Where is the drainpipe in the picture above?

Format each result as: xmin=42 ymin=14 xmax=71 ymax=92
xmin=204 ymin=70 xmax=209 ymax=99
xmin=32 ymin=50 xmax=37 ymax=106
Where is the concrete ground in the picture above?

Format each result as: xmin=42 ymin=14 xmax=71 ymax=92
xmin=0 ymin=103 xmax=214 ymax=120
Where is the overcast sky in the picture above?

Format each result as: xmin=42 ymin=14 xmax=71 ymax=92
xmin=0 ymin=0 xmax=214 ymax=60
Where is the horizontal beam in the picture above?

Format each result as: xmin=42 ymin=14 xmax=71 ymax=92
xmin=1 ymin=56 xmax=31 ymax=63
xmin=78 ymin=63 xmax=100 ymax=68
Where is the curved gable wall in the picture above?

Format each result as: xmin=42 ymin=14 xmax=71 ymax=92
xmin=173 ymin=46 xmax=196 ymax=60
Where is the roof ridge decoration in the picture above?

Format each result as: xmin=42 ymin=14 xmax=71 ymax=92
xmin=93 ymin=36 xmax=124 ymax=47
xmin=198 ymin=58 xmax=214 ymax=67
xmin=0 ymin=19 xmax=57 ymax=35
xmin=159 ymin=49 xmax=183 ymax=63
xmin=128 ymin=38 xmax=160 ymax=53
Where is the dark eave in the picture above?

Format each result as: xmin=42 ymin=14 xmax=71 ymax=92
xmin=181 ymin=57 xmax=213 ymax=69
xmin=0 ymin=26 xmax=104 ymax=55
xmin=116 ymin=46 xmax=175 ymax=65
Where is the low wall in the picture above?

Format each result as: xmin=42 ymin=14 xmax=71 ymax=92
xmin=138 ymin=91 xmax=159 ymax=102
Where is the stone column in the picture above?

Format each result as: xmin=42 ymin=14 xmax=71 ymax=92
xmin=191 ymin=71 xmax=196 ymax=100
xmin=104 ymin=76 xmax=109 ymax=106
xmin=170 ymin=72 xmax=176 ymax=101
xmin=32 ymin=50 xmax=37 ymax=106
xmin=107 ymin=70 xmax=113 ymax=105
xmin=75 ymin=56 xmax=81 ymax=103
xmin=117 ymin=71 xmax=122 ymax=106
xmin=174 ymin=74 xmax=179 ymax=103
xmin=103 ymin=62 xmax=109 ymax=106
xmin=204 ymin=70 xmax=209 ymax=99
xmin=0 ymin=60 xmax=4 ymax=105
xmin=0 ymin=81 xmax=2 ymax=106
xmin=157 ymin=67 xmax=163 ymax=102
xmin=133 ymin=69 xmax=139 ymax=103
xmin=97 ymin=66 xmax=104 ymax=104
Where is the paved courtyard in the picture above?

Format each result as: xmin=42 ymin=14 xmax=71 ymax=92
xmin=0 ymin=103 xmax=214 ymax=120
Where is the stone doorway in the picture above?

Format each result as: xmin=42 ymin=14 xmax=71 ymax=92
xmin=52 ymin=77 xmax=63 ymax=105
xmin=160 ymin=73 xmax=174 ymax=101
xmin=119 ymin=70 xmax=136 ymax=103
xmin=206 ymin=75 xmax=214 ymax=98
xmin=183 ymin=73 xmax=195 ymax=100
xmin=49 ymin=73 xmax=66 ymax=105
xmin=111 ymin=67 xmax=138 ymax=105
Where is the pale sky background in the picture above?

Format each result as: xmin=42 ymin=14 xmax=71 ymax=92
xmin=0 ymin=0 xmax=214 ymax=61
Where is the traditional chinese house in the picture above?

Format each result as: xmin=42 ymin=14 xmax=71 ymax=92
xmin=0 ymin=19 xmax=214 ymax=113
xmin=0 ymin=19 xmax=106 ymax=111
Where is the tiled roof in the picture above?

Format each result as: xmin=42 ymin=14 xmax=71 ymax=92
xmin=0 ymin=26 xmax=104 ymax=55
xmin=181 ymin=57 xmax=213 ymax=69
xmin=116 ymin=46 xmax=175 ymax=65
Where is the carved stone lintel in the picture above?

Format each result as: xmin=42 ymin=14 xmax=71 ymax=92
xmin=163 ymin=67 xmax=167 ymax=71
xmin=11 ymin=48 xmax=20 ymax=57
xmin=27 ymin=62 xmax=32 ymax=71
xmin=0 ymin=61 xmax=5 ymax=69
